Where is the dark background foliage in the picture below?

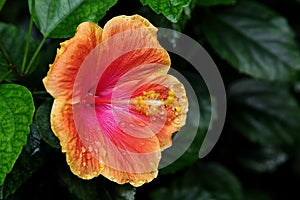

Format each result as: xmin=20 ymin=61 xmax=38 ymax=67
xmin=1 ymin=0 xmax=300 ymax=199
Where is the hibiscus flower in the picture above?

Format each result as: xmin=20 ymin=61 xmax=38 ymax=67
xmin=43 ymin=15 xmax=188 ymax=186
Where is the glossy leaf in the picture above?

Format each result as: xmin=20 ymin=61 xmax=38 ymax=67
xmin=138 ymin=2 xmax=194 ymax=32
xmin=228 ymin=79 xmax=300 ymax=146
xmin=197 ymin=0 xmax=236 ymax=7
xmin=151 ymin=162 xmax=243 ymax=200
xmin=28 ymin=0 xmax=117 ymax=38
xmin=0 ymin=22 xmax=38 ymax=82
xmin=1 ymin=124 xmax=43 ymax=199
xmin=202 ymin=1 xmax=300 ymax=81
xmin=0 ymin=84 xmax=35 ymax=185
xmin=35 ymin=99 xmax=60 ymax=148
xmin=140 ymin=0 xmax=192 ymax=23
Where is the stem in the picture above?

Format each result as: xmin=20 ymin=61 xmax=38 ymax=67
xmin=0 ymin=69 xmax=12 ymax=83
xmin=21 ymin=16 xmax=34 ymax=74
xmin=24 ymin=36 xmax=47 ymax=75
xmin=0 ymin=41 xmax=12 ymax=65
xmin=0 ymin=41 xmax=20 ymax=79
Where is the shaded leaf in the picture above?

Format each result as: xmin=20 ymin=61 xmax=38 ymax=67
xmin=0 ymin=22 xmax=39 ymax=82
xmin=58 ymin=167 xmax=136 ymax=200
xmin=197 ymin=0 xmax=236 ymax=7
xmin=244 ymin=190 xmax=272 ymax=200
xmin=0 ymin=0 xmax=5 ymax=12
xmin=35 ymin=99 xmax=60 ymax=148
xmin=151 ymin=162 xmax=243 ymax=200
xmin=23 ymin=39 xmax=59 ymax=91
xmin=1 ymin=124 xmax=43 ymax=199
xmin=202 ymin=1 xmax=300 ymax=81
xmin=140 ymin=0 xmax=192 ymax=23
xmin=237 ymin=143 xmax=288 ymax=173
xmin=228 ymin=79 xmax=300 ymax=146
xmin=0 ymin=84 xmax=35 ymax=185
xmin=28 ymin=0 xmax=117 ymax=38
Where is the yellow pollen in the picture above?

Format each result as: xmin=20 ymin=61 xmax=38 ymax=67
xmin=131 ymin=89 xmax=182 ymax=115
xmin=168 ymin=90 xmax=175 ymax=96
xmin=165 ymin=96 xmax=174 ymax=105
xmin=174 ymin=107 xmax=182 ymax=113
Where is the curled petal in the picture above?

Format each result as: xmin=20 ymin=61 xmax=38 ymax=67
xmin=102 ymin=15 xmax=156 ymax=40
xmin=101 ymin=165 xmax=158 ymax=187
xmin=43 ymin=22 xmax=103 ymax=103
xmin=51 ymin=100 xmax=103 ymax=179
xmin=153 ymin=78 xmax=188 ymax=149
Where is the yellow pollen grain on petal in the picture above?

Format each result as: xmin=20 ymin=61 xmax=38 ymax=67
xmin=168 ymin=89 xmax=175 ymax=96
xmin=165 ymin=96 xmax=174 ymax=105
xmin=174 ymin=106 xmax=182 ymax=113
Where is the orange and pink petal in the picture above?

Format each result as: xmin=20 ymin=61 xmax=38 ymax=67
xmin=51 ymin=100 xmax=103 ymax=179
xmin=43 ymin=22 xmax=103 ymax=103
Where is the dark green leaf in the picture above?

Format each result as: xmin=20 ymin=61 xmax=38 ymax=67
xmin=227 ymin=79 xmax=300 ymax=172
xmin=58 ymin=167 xmax=136 ymax=200
xmin=35 ymin=99 xmax=60 ymax=148
xmin=28 ymin=0 xmax=118 ymax=38
xmin=228 ymin=79 xmax=300 ymax=146
xmin=244 ymin=190 xmax=272 ymax=200
xmin=151 ymin=162 xmax=243 ymax=200
xmin=236 ymin=143 xmax=288 ymax=172
xmin=140 ymin=0 xmax=192 ymax=23
xmin=197 ymin=0 xmax=236 ymax=7
xmin=0 ymin=84 xmax=35 ymax=185
xmin=202 ymin=1 xmax=300 ymax=81
xmin=138 ymin=1 xmax=194 ymax=32
xmin=0 ymin=0 xmax=5 ymax=12
xmin=0 ymin=22 xmax=39 ymax=82
xmin=1 ymin=124 xmax=43 ymax=199
xmin=112 ymin=185 xmax=136 ymax=200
